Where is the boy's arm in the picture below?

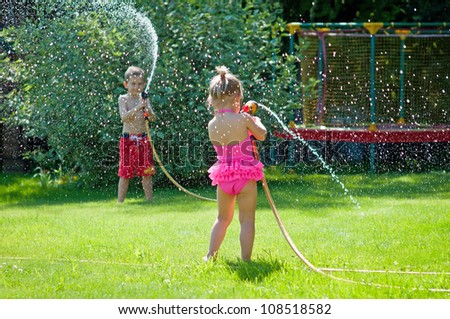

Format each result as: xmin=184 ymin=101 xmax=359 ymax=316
xmin=144 ymin=100 xmax=156 ymax=122
xmin=119 ymin=96 xmax=145 ymax=122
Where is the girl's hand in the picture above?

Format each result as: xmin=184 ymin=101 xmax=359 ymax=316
xmin=244 ymin=113 xmax=267 ymax=141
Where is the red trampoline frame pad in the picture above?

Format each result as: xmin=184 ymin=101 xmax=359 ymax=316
xmin=275 ymin=127 xmax=450 ymax=143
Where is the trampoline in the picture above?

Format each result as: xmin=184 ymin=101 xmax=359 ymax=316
xmin=278 ymin=22 xmax=450 ymax=172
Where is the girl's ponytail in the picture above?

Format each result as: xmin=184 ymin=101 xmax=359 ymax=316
xmin=208 ymin=66 xmax=243 ymax=102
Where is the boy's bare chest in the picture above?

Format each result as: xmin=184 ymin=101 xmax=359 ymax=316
xmin=125 ymin=97 xmax=140 ymax=111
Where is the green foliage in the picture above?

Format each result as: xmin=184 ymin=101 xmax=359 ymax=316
xmin=138 ymin=0 xmax=298 ymax=186
xmin=2 ymin=0 xmax=158 ymax=186
xmin=282 ymin=0 xmax=450 ymax=22
xmin=3 ymin=0 xmax=298 ymax=187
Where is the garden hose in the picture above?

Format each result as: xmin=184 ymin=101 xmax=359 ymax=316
xmin=250 ymin=137 xmax=330 ymax=275
xmin=141 ymin=96 xmax=449 ymax=293
xmin=245 ymin=102 xmax=450 ymax=293
xmin=251 ymin=132 xmax=450 ymax=292
xmin=244 ymin=101 xmax=330 ymax=274
xmin=142 ymin=106 xmax=216 ymax=202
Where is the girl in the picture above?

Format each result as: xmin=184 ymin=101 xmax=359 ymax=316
xmin=204 ymin=66 xmax=267 ymax=261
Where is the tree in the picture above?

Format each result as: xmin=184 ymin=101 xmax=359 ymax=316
xmin=280 ymin=0 xmax=450 ymax=22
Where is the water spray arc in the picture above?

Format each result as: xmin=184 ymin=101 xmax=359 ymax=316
xmin=140 ymin=91 xmax=449 ymax=292
xmin=247 ymin=102 xmax=355 ymax=275
xmin=245 ymin=101 xmax=450 ymax=293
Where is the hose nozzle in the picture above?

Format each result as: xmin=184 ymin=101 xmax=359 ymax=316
xmin=242 ymin=100 xmax=258 ymax=115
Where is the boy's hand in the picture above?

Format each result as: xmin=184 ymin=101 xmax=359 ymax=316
xmin=143 ymin=108 xmax=155 ymax=122
xmin=135 ymin=102 xmax=146 ymax=112
xmin=141 ymin=99 xmax=149 ymax=109
xmin=140 ymin=96 xmax=155 ymax=121
xmin=147 ymin=112 xmax=155 ymax=122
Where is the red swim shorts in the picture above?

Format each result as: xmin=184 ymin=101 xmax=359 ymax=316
xmin=118 ymin=133 xmax=156 ymax=179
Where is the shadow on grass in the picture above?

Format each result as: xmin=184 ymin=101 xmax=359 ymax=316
xmin=0 ymin=173 xmax=217 ymax=210
xmin=2 ymin=172 xmax=448 ymax=210
xmin=0 ymin=173 xmax=112 ymax=206
xmin=261 ymin=171 xmax=449 ymax=211
xmin=224 ymin=257 xmax=284 ymax=283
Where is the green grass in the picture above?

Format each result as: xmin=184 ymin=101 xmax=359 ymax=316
xmin=0 ymin=172 xmax=449 ymax=298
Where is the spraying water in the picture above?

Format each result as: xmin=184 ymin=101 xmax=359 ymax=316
xmin=258 ymin=103 xmax=361 ymax=209
xmin=9 ymin=0 xmax=159 ymax=184
xmin=98 ymin=0 xmax=159 ymax=85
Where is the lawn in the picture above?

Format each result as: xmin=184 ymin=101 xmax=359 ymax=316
xmin=0 ymin=172 xmax=449 ymax=298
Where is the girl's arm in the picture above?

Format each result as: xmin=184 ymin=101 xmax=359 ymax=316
xmin=244 ymin=113 xmax=267 ymax=141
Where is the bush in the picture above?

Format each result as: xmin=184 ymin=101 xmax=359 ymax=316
xmin=138 ymin=0 xmax=298 ymax=186
xmin=2 ymin=0 xmax=158 ymax=186
xmin=3 ymin=0 xmax=298 ymax=187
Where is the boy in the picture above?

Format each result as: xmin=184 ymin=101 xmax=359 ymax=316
xmin=117 ymin=66 xmax=156 ymax=203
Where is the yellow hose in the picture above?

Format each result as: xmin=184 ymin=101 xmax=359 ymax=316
xmin=144 ymin=112 xmax=449 ymax=292
xmin=144 ymin=119 xmax=216 ymax=202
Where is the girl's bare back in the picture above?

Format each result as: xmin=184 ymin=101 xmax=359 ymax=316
xmin=208 ymin=113 xmax=249 ymax=146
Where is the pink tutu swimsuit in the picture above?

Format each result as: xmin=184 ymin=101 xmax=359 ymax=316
xmin=208 ymin=110 xmax=264 ymax=195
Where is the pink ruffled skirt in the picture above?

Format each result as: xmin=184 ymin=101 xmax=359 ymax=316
xmin=208 ymin=157 xmax=264 ymax=195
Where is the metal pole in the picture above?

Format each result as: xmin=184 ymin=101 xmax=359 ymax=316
xmin=369 ymin=34 xmax=377 ymax=129
xmin=270 ymin=52 xmax=277 ymax=164
xmin=317 ymin=32 xmax=324 ymax=124
xmin=396 ymin=30 xmax=410 ymax=124
xmin=288 ymin=30 xmax=295 ymax=166
xmin=368 ymin=34 xmax=376 ymax=173
xmin=400 ymin=39 xmax=406 ymax=119
xmin=287 ymin=22 xmax=450 ymax=30
xmin=364 ymin=23 xmax=384 ymax=173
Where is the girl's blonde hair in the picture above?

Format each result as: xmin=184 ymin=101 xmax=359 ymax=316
xmin=208 ymin=66 xmax=243 ymax=103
